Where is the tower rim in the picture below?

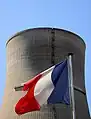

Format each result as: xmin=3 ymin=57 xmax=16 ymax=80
xmin=6 ymin=27 xmax=86 ymax=48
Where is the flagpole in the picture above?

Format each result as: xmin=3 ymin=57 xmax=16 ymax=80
xmin=67 ymin=53 xmax=76 ymax=119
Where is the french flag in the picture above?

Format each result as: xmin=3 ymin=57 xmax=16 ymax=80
xmin=15 ymin=60 xmax=70 ymax=115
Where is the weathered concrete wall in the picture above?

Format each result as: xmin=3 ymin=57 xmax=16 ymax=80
xmin=0 ymin=28 xmax=90 ymax=119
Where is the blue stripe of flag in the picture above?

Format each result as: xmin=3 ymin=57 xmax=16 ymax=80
xmin=47 ymin=60 xmax=70 ymax=105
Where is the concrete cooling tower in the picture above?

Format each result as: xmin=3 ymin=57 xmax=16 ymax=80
xmin=0 ymin=28 xmax=90 ymax=119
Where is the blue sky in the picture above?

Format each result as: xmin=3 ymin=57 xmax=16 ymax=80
xmin=0 ymin=0 xmax=91 ymax=115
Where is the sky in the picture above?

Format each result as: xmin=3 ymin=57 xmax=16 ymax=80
xmin=0 ymin=0 xmax=91 ymax=116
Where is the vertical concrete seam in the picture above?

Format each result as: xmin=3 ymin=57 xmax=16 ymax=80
xmin=51 ymin=29 xmax=55 ymax=65
xmin=51 ymin=29 xmax=57 ymax=119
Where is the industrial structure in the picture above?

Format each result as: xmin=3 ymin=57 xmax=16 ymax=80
xmin=0 ymin=28 xmax=90 ymax=119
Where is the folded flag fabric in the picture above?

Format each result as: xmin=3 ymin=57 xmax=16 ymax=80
xmin=15 ymin=60 xmax=70 ymax=115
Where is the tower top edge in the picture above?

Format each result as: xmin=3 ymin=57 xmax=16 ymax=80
xmin=6 ymin=27 xmax=86 ymax=47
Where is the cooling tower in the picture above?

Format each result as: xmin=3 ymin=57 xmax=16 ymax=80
xmin=0 ymin=28 xmax=90 ymax=119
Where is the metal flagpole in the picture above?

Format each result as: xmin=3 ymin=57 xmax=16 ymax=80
xmin=67 ymin=53 xmax=76 ymax=119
